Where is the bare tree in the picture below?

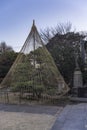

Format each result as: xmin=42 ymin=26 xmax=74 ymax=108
xmin=40 ymin=22 xmax=72 ymax=43
xmin=55 ymin=22 xmax=72 ymax=34
xmin=40 ymin=27 xmax=52 ymax=43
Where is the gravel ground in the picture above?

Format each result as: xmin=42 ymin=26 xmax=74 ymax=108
xmin=0 ymin=112 xmax=55 ymax=130
xmin=0 ymin=104 xmax=62 ymax=130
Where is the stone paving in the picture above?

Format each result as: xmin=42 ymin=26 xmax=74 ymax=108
xmin=0 ymin=104 xmax=62 ymax=130
xmin=51 ymin=103 xmax=87 ymax=130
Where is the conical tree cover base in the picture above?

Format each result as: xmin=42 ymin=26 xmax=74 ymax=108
xmin=0 ymin=21 xmax=69 ymax=98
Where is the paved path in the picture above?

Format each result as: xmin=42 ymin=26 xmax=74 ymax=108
xmin=0 ymin=103 xmax=59 ymax=115
xmin=51 ymin=103 xmax=87 ymax=130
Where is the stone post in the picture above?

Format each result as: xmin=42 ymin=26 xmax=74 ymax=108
xmin=73 ymin=55 xmax=83 ymax=96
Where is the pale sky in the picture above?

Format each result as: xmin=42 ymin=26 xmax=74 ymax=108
xmin=0 ymin=0 xmax=87 ymax=51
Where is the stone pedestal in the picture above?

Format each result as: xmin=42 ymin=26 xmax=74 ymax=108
xmin=73 ymin=69 xmax=83 ymax=88
xmin=73 ymin=68 xmax=83 ymax=97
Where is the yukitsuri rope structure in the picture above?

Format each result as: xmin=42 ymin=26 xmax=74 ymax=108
xmin=0 ymin=21 xmax=69 ymax=104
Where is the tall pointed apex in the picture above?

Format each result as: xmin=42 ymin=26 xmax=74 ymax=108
xmin=33 ymin=19 xmax=35 ymax=26
xmin=31 ymin=19 xmax=36 ymax=32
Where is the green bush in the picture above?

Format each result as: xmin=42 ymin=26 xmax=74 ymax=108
xmin=47 ymin=88 xmax=57 ymax=96
xmin=33 ymin=84 xmax=44 ymax=98
xmin=11 ymin=81 xmax=44 ymax=99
